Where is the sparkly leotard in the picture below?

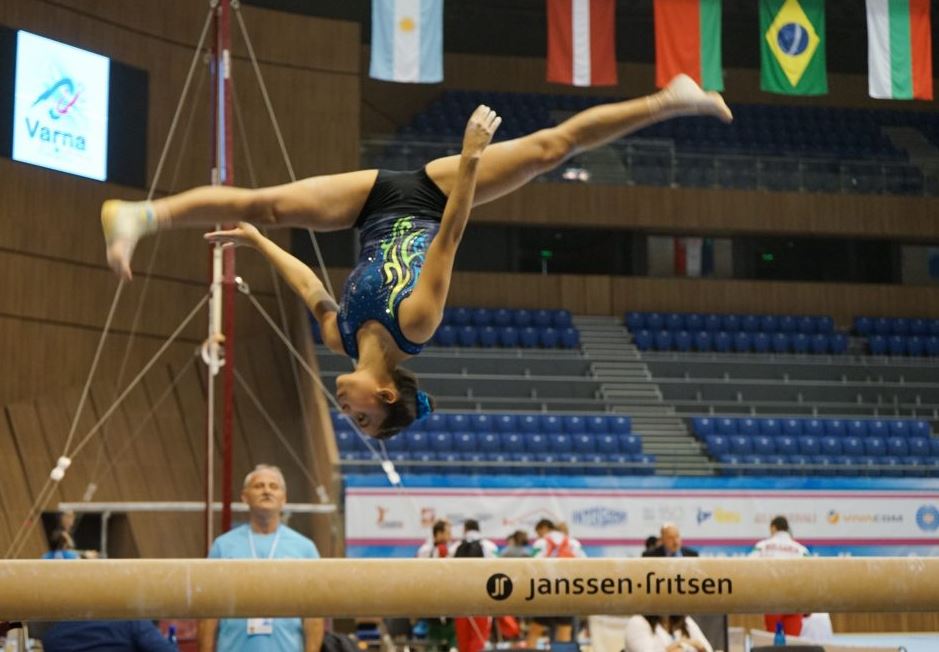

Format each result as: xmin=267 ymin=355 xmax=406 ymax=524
xmin=337 ymin=168 xmax=447 ymax=360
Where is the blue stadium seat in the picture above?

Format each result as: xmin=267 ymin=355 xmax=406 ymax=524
xmin=654 ymin=330 xmax=674 ymax=351
xmin=792 ymin=333 xmax=810 ymax=354
xmin=560 ymin=328 xmax=580 ymax=348
xmin=469 ymin=414 xmax=493 ymax=432
xmin=888 ymin=420 xmax=910 ymax=438
xmin=453 ymin=432 xmax=477 ymax=454
xmin=753 ymin=332 xmax=771 ymax=353
xmin=334 ymin=430 xmax=358 ymax=452
xmin=586 ymin=416 xmax=609 ymax=434
xmin=754 ymin=436 xmax=776 ymax=455
xmin=854 ymin=316 xmax=873 ymax=336
xmin=472 ymin=308 xmax=492 ymax=327
xmin=816 ymin=316 xmax=835 ymax=334
xmin=686 ymin=313 xmax=704 ymax=331
xmin=493 ymin=308 xmax=512 ymax=327
xmin=829 ymin=333 xmax=848 ymax=354
xmin=782 ymin=419 xmax=803 ymax=437
xmin=776 ymin=436 xmax=798 ymax=456
xmin=820 ymin=436 xmax=843 ymax=456
xmin=447 ymin=414 xmax=470 ymax=431
xmin=733 ymin=332 xmax=752 ymax=352
xmin=513 ymin=309 xmax=532 ymax=327
xmin=847 ymin=420 xmax=868 ymax=438
xmin=572 ymin=433 xmax=596 ymax=454
xmin=692 ymin=417 xmax=715 ymax=436
xmin=779 ymin=315 xmax=797 ymax=333
xmin=738 ymin=418 xmax=759 ymax=437
xmin=429 ymin=432 xmax=453 ymax=453
xmin=550 ymin=433 xmax=574 ymax=454
xmin=772 ymin=333 xmax=790 ymax=353
xmin=730 ymin=435 xmax=753 ymax=456
xmin=499 ymin=326 xmax=519 ymax=348
xmin=625 ymin=311 xmax=644 ymax=331
xmin=717 ymin=418 xmax=738 ymax=436
xmin=908 ymin=437 xmax=930 ymax=457
xmin=406 ymin=430 xmax=429 ymax=452
xmin=519 ymin=327 xmax=539 ymax=348
xmin=823 ymin=419 xmax=846 ymax=437
xmin=694 ymin=331 xmax=712 ymax=351
xmin=646 ymin=312 xmax=664 ymax=330
xmin=798 ymin=436 xmax=820 ymax=455
xmin=908 ymin=336 xmax=925 ymax=356
xmin=760 ymin=419 xmax=782 ymax=438
xmin=562 ymin=416 xmax=587 ymax=434
xmin=873 ymin=317 xmax=891 ymax=336
xmin=741 ymin=314 xmax=760 ymax=332
xmin=887 ymin=335 xmax=906 ymax=356
xmin=634 ymin=330 xmax=653 ymax=351
xmin=869 ymin=335 xmax=887 ymax=355
xmin=864 ymin=437 xmax=886 ymax=456
xmin=526 ymin=433 xmax=548 ymax=454
xmin=720 ymin=314 xmax=739 ymax=332
xmin=887 ymin=436 xmax=909 ymax=457
xmin=869 ymin=420 xmax=888 ymax=439
xmin=798 ymin=316 xmax=816 ymax=334
xmin=928 ymin=337 xmax=939 ymax=357
xmin=760 ymin=315 xmax=779 ymax=332
xmin=553 ymin=310 xmax=573 ymax=328
xmin=518 ymin=414 xmax=540 ymax=434
xmin=539 ymin=327 xmax=559 ymax=348
xmin=610 ymin=415 xmax=633 ymax=434
xmin=424 ymin=413 xmax=449 ymax=431
xmin=665 ymin=312 xmax=685 ymax=331
xmin=706 ymin=435 xmax=728 ymax=456
xmin=714 ymin=331 xmax=732 ymax=352
xmin=674 ymin=330 xmax=692 ymax=352
xmin=451 ymin=307 xmax=471 ymax=326
xmin=478 ymin=326 xmax=498 ymax=347
xmin=890 ymin=318 xmax=910 ymax=335
xmin=596 ymin=434 xmax=619 ymax=455
xmin=494 ymin=414 xmax=518 ymax=433
xmin=540 ymin=414 xmax=562 ymax=434
xmin=803 ymin=419 xmax=824 ymax=438
xmin=533 ymin=309 xmax=553 ymax=328
xmin=810 ymin=334 xmax=829 ymax=354
xmin=458 ymin=325 xmax=478 ymax=347
xmin=501 ymin=433 xmax=524 ymax=455
xmin=435 ymin=325 xmax=457 ymax=346
xmin=704 ymin=314 xmax=722 ymax=332
xmin=912 ymin=420 xmax=931 ymax=438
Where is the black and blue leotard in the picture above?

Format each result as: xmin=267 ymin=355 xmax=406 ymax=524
xmin=337 ymin=168 xmax=447 ymax=360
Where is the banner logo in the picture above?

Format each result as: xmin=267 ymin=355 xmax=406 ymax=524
xmin=916 ymin=505 xmax=939 ymax=532
xmin=487 ymin=574 xmax=513 ymax=600
xmin=572 ymin=507 xmax=627 ymax=528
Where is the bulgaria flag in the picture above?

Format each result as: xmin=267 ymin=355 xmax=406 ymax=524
xmin=547 ymin=0 xmax=617 ymax=87
xmin=867 ymin=0 xmax=933 ymax=100
xmin=654 ymin=0 xmax=723 ymax=90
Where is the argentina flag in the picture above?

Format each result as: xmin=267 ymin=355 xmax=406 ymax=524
xmin=370 ymin=0 xmax=443 ymax=84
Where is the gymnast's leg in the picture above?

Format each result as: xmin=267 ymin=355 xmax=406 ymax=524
xmin=426 ymin=74 xmax=731 ymax=203
xmin=101 ymin=169 xmax=378 ymax=280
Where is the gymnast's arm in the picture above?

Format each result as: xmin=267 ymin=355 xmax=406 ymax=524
xmin=204 ymin=224 xmax=344 ymax=353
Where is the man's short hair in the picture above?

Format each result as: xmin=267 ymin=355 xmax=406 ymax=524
xmin=535 ymin=518 xmax=555 ymax=531
xmin=644 ymin=535 xmax=659 ymax=550
xmin=243 ymin=464 xmax=287 ymax=491
xmin=770 ymin=515 xmax=790 ymax=532
xmin=463 ymin=519 xmax=480 ymax=533
xmin=432 ymin=519 xmax=450 ymax=536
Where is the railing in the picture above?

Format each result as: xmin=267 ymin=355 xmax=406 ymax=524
xmin=362 ymin=136 xmax=939 ymax=197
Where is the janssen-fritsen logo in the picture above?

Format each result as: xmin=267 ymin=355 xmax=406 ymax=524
xmin=26 ymin=77 xmax=88 ymax=152
xmin=487 ymin=574 xmax=513 ymax=600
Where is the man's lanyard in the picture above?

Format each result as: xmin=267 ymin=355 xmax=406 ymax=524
xmin=248 ymin=525 xmax=282 ymax=560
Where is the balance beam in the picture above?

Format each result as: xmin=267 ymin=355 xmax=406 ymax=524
xmin=1 ymin=558 xmax=937 ymax=620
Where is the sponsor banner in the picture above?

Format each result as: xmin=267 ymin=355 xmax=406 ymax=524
xmin=345 ymin=475 xmax=939 ymax=558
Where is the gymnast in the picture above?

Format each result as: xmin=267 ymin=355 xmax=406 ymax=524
xmin=101 ymin=75 xmax=732 ymax=438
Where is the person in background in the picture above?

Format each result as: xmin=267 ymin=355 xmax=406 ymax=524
xmin=749 ymin=515 xmax=822 ymax=639
xmin=623 ymin=615 xmax=712 ymax=652
xmin=527 ymin=519 xmax=584 ymax=647
xmin=42 ymin=620 xmax=177 ymax=652
xmin=198 ymin=464 xmax=323 ymax=652
xmin=41 ymin=529 xmax=80 ymax=560
xmin=644 ymin=535 xmax=660 ymax=554
xmin=642 ymin=523 xmax=698 ymax=558
xmin=417 ymin=519 xmax=453 ymax=558
xmin=500 ymin=530 xmax=531 ymax=557
xmin=452 ymin=520 xmax=497 ymax=652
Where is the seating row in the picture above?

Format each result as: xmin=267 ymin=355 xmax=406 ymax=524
xmin=634 ymin=330 xmax=848 ymax=355
xmin=339 ymin=450 xmax=657 ymax=476
xmin=715 ymin=454 xmax=938 ymax=477
xmin=692 ymin=416 xmax=931 ymax=439
xmin=627 ymin=312 xmax=835 ymax=335
xmin=333 ymin=412 xmax=631 ymax=435
xmin=705 ymin=433 xmax=938 ymax=458
xmin=866 ymin=335 xmax=939 ymax=357
xmin=854 ymin=316 xmax=939 ymax=337
xmin=336 ymin=430 xmax=643 ymax=456
xmin=433 ymin=325 xmax=580 ymax=349
xmin=444 ymin=307 xmax=572 ymax=329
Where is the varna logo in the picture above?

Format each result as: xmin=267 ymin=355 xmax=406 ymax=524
xmin=572 ymin=507 xmax=627 ymax=528
xmin=25 ymin=76 xmax=87 ymax=152
xmin=486 ymin=573 xmax=513 ymax=600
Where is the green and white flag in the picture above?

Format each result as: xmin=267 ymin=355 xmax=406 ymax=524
xmin=867 ymin=0 xmax=933 ymax=100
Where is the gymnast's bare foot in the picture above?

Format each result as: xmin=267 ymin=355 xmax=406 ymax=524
xmin=657 ymin=73 xmax=733 ymax=123
xmin=101 ymin=199 xmax=155 ymax=281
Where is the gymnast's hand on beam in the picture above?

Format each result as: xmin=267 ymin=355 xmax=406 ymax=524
xmin=204 ymin=222 xmax=262 ymax=248
xmin=461 ymin=104 xmax=501 ymax=160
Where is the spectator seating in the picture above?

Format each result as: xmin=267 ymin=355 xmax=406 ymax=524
xmin=333 ymin=411 xmax=656 ymax=476
xmin=312 ymin=307 xmax=580 ymax=350
xmin=854 ymin=316 xmax=939 ymax=357
xmin=691 ymin=416 xmax=937 ymax=477
xmin=626 ymin=311 xmax=847 ymax=355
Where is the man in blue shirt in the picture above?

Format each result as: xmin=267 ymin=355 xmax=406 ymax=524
xmin=198 ymin=464 xmax=324 ymax=652
xmin=42 ymin=620 xmax=177 ymax=652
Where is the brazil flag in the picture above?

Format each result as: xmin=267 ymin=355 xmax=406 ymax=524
xmin=760 ymin=0 xmax=827 ymax=95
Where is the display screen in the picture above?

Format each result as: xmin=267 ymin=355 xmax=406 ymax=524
xmin=12 ymin=30 xmax=110 ymax=181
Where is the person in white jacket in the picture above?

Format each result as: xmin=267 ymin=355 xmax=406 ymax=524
xmin=749 ymin=515 xmax=831 ymax=640
xmin=623 ymin=615 xmax=713 ymax=652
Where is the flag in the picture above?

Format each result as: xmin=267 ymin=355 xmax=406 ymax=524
xmin=654 ymin=0 xmax=723 ymax=91
xmin=547 ymin=0 xmax=617 ymax=87
xmin=760 ymin=0 xmax=827 ymax=95
xmin=867 ymin=0 xmax=933 ymax=100
xmin=674 ymin=237 xmax=714 ymax=277
xmin=370 ymin=0 xmax=443 ymax=84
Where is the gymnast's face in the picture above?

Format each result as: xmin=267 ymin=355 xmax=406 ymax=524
xmin=336 ymin=369 xmax=398 ymax=437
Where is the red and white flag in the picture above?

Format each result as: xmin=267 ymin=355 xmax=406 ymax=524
xmin=547 ymin=0 xmax=617 ymax=87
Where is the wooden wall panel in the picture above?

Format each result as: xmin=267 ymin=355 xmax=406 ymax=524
xmin=0 ymin=414 xmax=47 ymax=558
